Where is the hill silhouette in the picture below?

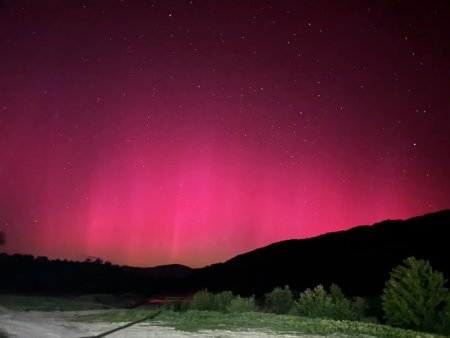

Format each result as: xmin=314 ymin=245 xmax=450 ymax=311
xmin=195 ymin=210 xmax=450 ymax=297
xmin=1 ymin=210 xmax=449 ymax=297
xmin=0 ymin=254 xmax=193 ymax=295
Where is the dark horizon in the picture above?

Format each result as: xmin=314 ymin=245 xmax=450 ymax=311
xmin=2 ymin=209 xmax=449 ymax=298
xmin=2 ymin=209 xmax=449 ymax=269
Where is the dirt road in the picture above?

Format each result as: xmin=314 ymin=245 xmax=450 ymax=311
xmin=0 ymin=307 xmax=319 ymax=338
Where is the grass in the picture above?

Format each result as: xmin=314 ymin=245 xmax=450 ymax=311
xmin=1 ymin=294 xmax=444 ymax=337
xmin=0 ymin=294 xmax=109 ymax=311
xmin=78 ymin=306 xmax=158 ymax=322
xmin=79 ymin=309 xmax=444 ymax=338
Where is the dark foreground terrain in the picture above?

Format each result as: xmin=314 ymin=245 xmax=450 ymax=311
xmin=0 ymin=295 xmax=440 ymax=338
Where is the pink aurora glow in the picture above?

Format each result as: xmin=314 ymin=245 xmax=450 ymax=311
xmin=1 ymin=1 xmax=449 ymax=267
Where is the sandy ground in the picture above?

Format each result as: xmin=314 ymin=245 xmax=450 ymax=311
xmin=0 ymin=307 xmax=321 ymax=338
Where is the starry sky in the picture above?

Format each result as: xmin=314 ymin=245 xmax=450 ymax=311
xmin=1 ymin=1 xmax=449 ymax=267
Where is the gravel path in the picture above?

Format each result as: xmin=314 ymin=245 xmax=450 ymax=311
xmin=0 ymin=307 xmax=321 ymax=338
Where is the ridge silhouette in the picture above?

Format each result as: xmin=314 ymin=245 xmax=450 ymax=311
xmin=195 ymin=210 xmax=450 ymax=296
xmin=1 ymin=210 xmax=448 ymax=297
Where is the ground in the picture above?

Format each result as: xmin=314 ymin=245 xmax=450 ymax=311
xmin=0 ymin=306 xmax=321 ymax=338
xmin=0 ymin=295 xmax=440 ymax=338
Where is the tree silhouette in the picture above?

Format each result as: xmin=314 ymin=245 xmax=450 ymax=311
xmin=0 ymin=231 xmax=5 ymax=245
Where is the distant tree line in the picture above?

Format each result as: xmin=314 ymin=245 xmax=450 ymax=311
xmin=0 ymin=253 xmax=194 ymax=295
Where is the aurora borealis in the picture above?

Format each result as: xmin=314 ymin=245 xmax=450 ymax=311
xmin=1 ymin=1 xmax=449 ymax=267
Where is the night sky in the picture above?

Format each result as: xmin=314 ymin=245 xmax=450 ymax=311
xmin=1 ymin=1 xmax=449 ymax=267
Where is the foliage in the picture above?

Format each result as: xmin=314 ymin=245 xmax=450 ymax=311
xmin=264 ymin=285 xmax=294 ymax=314
xmin=190 ymin=289 xmax=216 ymax=311
xmin=382 ymin=256 xmax=450 ymax=334
xmin=190 ymin=290 xmax=234 ymax=312
xmin=438 ymin=299 xmax=450 ymax=334
xmin=296 ymin=284 xmax=367 ymax=321
xmin=296 ymin=284 xmax=333 ymax=318
xmin=214 ymin=290 xmax=234 ymax=312
xmin=226 ymin=295 xmax=257 ymax=313
xmin=352 ymin=296 xmax=369 ymax=320
xmin=0 ymin=231 xmax=4 ymax=245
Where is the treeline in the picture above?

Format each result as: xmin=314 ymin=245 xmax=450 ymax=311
xmin=0 ymin=253 xmax=193 ymax=295
xmin=182 ymin=285 xmax=368 ymax=321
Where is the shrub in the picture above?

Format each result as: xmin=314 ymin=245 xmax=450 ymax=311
xmin=330 ymin=284 xmax=367 ymax=320
xmin=190 ymin=290 xmax=234 ymax=312
xmin=296 ymin=284 xmax=333 ymax=318
xmin=352 ymin=296 xmax=368 ymax=321
xmin=382 ymin=256 xmax=449 ymax=334
xmin=296 ymin=284 xmax=367 ymax=321
xmin=227 ymin=295 xmax=257 ymax=313
xmin=265 ymin=285 xmax=294 ymax=314
xmin=190 ymin=289 xmax=216 ymax=311
xmin=214 ymin=291 xmax=234 ymax=312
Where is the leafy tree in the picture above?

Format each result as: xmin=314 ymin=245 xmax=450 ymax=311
xmin=0 ymin=231 xmax=4 ymax=245
xmin=382 ymin=256 xmax=449 ymax=333
xmin=265 ymin=285 xmax=294 ymax=314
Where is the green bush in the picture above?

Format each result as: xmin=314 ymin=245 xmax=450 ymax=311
xmin=190 ymin=290 xmax=234 ymax=312
xmin=382 ymin=256 xmax=449 ymax=334
xmin=296 ymin=284 xmax=367 ymax=321
xmin=227 ymin=295 xmax=257 ymax=313
xmin=214 ymin=291 xmax=234 ymax=312
xmin=265 ymin=285 xmax=294 ymax=314
xmin=352 ymin=296 xmax=369 ymax=321
xmin=330 ymin=284 xmax=367 ymax=320
xmin=296 ymin=284 xmax=333 ymax=318
xmin=190 ymin=289 xmax=216 ymax=311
